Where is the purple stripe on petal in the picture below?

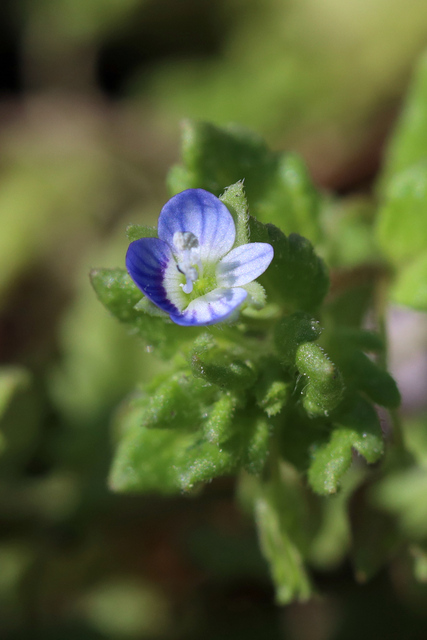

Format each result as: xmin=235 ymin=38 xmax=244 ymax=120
xmin=126 ymin=238 xmax=180 ymax=315
xmin=158 ymin=189 xmax=236 ymax=263
xmin=216 ymin=243 xmax=274 ymax=288
xmin=170 ymin=287 xmax=247 ymax=326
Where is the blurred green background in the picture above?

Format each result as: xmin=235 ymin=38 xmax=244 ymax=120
xmin=2 ymin=0 xmax=427 ymax=638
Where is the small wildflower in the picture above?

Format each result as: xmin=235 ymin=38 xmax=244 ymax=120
xmin=126 ymin=189 xmax=274 ymax=326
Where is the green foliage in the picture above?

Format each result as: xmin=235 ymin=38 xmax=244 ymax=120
xmin=7 ymin=3 xmax=427 ymax=633
xmin=296 ymin=343 xmax=344 ymax=417
xmin=377 ymin=159 xmax=427 ymax=309
xmin=167 ymin=120 xmax=275 ymax=199
xmin=219 ymin=181 xmax=250 ymax=247
xmin=275 ymin=312 xmax=344 ymax=417
xmin=110 ymin=420 xmax=236 ymax=494
xmin=392 ymin=250 xmax=427 ymax=310
xmin=90 ymin=268 xmax=143 ymax=324
xmin=168 ymin=120 xmax=322 ymax=240
xmin=336 ymin=350 xmax=400 ymax=409
xmin=190 ymin=334 xmax=257 ymax=391
xmin=90 ymin=267 xmax=200 ymax=357
xmin=110 ymin=368 xmax=272 ymax=493
xmin=376 ymin=54 xmax=427 ymax=311
xmin=327 ymin=329 xmax=400 ymax=409
xmin=255 ymin=469 xmax=312 ymax=604
xmin=275 ymin=312 xmax=322 ymax=364
xmin=333 ymin=328 xmax=385 ymax=353
xmin=126 ymin=224 xmax=157 ymax=242
xmin=321 ymin=196 xmax=378 ymax=269
xmin=255 ymin=359 xmax=291 ymax=418
xmin=258 ymin=153 xmax=322 ymax=245
xmin=249 ymin=221 xmax=329 ymax=312
xmin=93 ymin=121 xmax=403 ymax=604
xmin=110 ymin=372 xmax=239 ymax=493
xmin=308 ymin=395 xmax=384 ymax=495
xmin=377 ymin=162 xmax=427 ymax=264
xmin=203 ymin=392 xmax=239 ymax=445
xmin=381 ymin=52 xmax=427 ymax=185
xmin=242 ymin=281 xmax=268 ymax=314
xmin=130 ymin=371 xmax=216 ymax=431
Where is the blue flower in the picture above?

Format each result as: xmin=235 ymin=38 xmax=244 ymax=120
xmin=126 ymin=189 xmax=274 ymax=326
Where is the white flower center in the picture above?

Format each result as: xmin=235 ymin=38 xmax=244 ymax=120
xmin=173 ymin=231 xmax=202 ymax=294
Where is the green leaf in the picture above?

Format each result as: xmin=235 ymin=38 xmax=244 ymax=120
xmin=90 ymin=268 xmax=200 ymax=357
xmin=202 ymin=392 xmax=239 ymax=445
xmin=255 ymin=469 xmax=312 ymax=604
xmin=126 ymin=224 xmax=157 ymax=242
xmin=309 ymin=467 xmax=365 ymax=570
xmin=275 ymin=312 xmax=343 ymax=417
xmin=90 ymin=268 xmax=145 ymax=324
xmin=334 ymin=328 xmax=385 ymax=353
xmin=392 ymin=251 xmax=427 ymax=310
xmin=134 ymin=296 xmax=169 ymax=318
xmin=219 ymin=181 xmax=249 ymax=246
xmin=380 ymin=52 xmax=427 ymax=187
xmin=130 ymin=370 xmax=216 ymax=431
xmin=375 ymin=78 xmax=427 ymax=306
xmin=275 ymin=312 xmax=322 ymax=366
xmin=255 ymin=359 xmax=291 ymax=417
xmin=190 ymin=334 xmax=257 ymax=391
xmin=110 ymin=398 xmax=239 ymax=493
xmin=308 ymin=395 xmax=384 ymax=495
xmin=337 ymin=350 xmax=400 ymax=409
xmin=296 ymin=343 xmax=344 ymax=417
xmin=324 ymin=280 xmax=375 ymax=329
xmin=329 ymin=331 xmax=400 ymax=409
xmin=110 ymin=426 xmax=236 ymax=494
xmin=277 ymin=404 xmax=329 ymax=473
xmin=168 ymin=120 xmax=322 ymax=240
xmin=241 ymin=281 xmax=268 ymax=313
xmin=322 ymin=196 xmax=378 ymax=268
xmin=243 ymin=416 xmax=271 ymax=475
xmin=167 ymin=120 xmax=274 ymax=199
xmin=257 ymin=153 xmax=321 ymax=243
xmin=308 ymin=430 xmax=353 ymax=495
xmin=401 ymin=415 xmax=427 ymax=467
xmin=249 ymin=221 xmax=329 ymax=312
xmin=167 ymin=163 xmax=193 ymax=194
xmin=111 ymin=393 xmax=272 ymax=493
xmin=376 ymin=161 xmax=427 ymax=264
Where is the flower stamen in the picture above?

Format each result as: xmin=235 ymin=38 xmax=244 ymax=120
xmin=173 ymin=231 xmax=202 ymax=294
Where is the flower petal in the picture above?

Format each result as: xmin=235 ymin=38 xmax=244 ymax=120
xmin=158 ymin=189 xmax=236 ymax=263
xmin=170 ymin=287 xmax=248 ymax=326
xmin=216 ymin=243 xmax=274 ymax=288
xmin=126 ymin=238 xmax=181 ymax=315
